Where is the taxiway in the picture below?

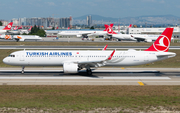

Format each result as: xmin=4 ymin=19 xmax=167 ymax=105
xmin=0 ymin=68 xmax=179 ymax=85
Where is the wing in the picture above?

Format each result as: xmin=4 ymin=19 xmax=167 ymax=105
xmin=77 ymin=50 xmax=115 ymax=68
xmin=81 ymin=32 xmax=95 ymax=37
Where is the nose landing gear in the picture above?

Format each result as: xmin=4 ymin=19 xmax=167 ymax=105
xmin=21 ymin=66 xmax=25 ymax=74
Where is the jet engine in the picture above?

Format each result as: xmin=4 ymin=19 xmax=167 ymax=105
xmin=76 ymin=35 xmax=82 ymax=38
xmin=19 ymin=39 xmax=25 ymax=41
xmin=63 ymin=62 xmax=78 ymax=73
xmin=145 ymin=39 xmax=152 ymax=42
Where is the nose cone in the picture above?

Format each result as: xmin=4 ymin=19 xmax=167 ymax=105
xmin=3 ymin=57 xmax=9 ymax=64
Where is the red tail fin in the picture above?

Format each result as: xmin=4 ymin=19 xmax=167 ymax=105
xmin=13 ymin=26 xmax=18 ymax=30
xmin=3 ymin=22 xmax=13 ymax=30
xmin=109 ymin=24 xmax=113 ymax=28
xmin=128 ymin=24 xmax=132 ymax=28
xmin=145 ymin=28 xmax=174 ymax=52
xmin=28 ymin=26 xmax=32 ymax=31
xmin=104 ymin=24 xmax=109 ymax=31
xmin=107 ymin=25 xmax=117 ymax=34
xmin=104 ymin=24 xmax=114 ymax=31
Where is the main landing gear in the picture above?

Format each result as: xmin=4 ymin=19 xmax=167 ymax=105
xmin=86 ymin=68 xmax=92 ymax=75
xmin=22 ymin=66 xmax=25 ymax=74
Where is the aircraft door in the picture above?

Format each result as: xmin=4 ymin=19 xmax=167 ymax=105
xmin=20 ymin=53 xmax=25 ymax=61
xmin=144 ymin=54 xmax=149 ymax=61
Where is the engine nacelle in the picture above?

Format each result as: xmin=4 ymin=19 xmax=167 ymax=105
xmin=76 ymin=35 xmax=82 ymax=38
xmin=145 ymin=39 xmax=152 ymax=42
xmin=19 ymin=39 xmax=25 ymax=41
xmin=63 ymin=63 xmax=78 ymax=73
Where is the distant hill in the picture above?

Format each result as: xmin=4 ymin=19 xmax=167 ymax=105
xmin=73 ymin=14 xmax=180 ymax=25
xmin=74 ymin=14 xmax=118 ymax=21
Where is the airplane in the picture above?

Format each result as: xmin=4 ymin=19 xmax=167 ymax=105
xmin=0 ymin=35 xmax=42 ymax=41
xmin=0 ymin=22 xmax=13 ymax=34
xmin=58 ymin=24 xmax=113 ymax=39
xmin=107 ymin=25 xmax=136 ymax=41
xmin=19 ymin=26 xmax=32 ymax=34
xmin=3 ymin=28 xmax=176 ymax=75
xmin=107 ymin=24 xmax=173 ymax=42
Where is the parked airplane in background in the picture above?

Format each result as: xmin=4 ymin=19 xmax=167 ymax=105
xmin=19 ymin=26 xmax=32 ymax=34
xmin=131 ymin=34 xmax=160 ymax=42
xmin=58 ymin=24 xmax=113 ymax=39
xmin=0 ymin=22 xmax=13 ymax=34
xmin=0 ymin=35 xmax=42 ymax=41
xmin=3 ymin=28 xmax=175 ymax=75
xmin=107 ymin=24 xmax=174 ymax=42
xmin=107 ymin=25 xmax=136 ymax=41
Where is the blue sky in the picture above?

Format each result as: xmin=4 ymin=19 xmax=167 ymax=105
xmin=1 ymin=0 xmax=180 ymax=20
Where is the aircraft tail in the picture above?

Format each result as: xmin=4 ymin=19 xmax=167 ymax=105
xmin=13 ymin=26 xmax=18 ymax=30
xmin=145 ymin=28 xmax=174 ymax=52
xmin=28 ymin=26 xmax=32 ymax=31
xmin=104 ymin=24 xmax=114 ymax=31
xmin=128 ymin=24 xmax=132 ymax=28
xmin=3 ymin=22 xmax=13 ymax=30
xmin=107 ymin=24 xmax=117 ymax=34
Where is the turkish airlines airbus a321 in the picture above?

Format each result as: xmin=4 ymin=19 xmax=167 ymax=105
xmin=3 ymin=28 xmax=176 ymax=75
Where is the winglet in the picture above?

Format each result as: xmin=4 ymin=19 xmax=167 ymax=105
xmin=108 ymin=50 xmax=115 ymax=60
xmin=102 ymin=45 xmax=108 ymax=51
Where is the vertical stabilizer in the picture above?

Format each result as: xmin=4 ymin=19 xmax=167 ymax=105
xmin=145 ymin=28 xmax=174 ymax=52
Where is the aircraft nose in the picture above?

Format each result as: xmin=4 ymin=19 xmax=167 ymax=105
xmin=3 ymin=57 xmax=9 ymax=64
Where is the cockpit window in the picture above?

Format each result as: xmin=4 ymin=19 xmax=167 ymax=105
xmin=8 ymin=54 xmax=15 ymax=57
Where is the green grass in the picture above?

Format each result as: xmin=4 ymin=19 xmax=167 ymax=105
xmin=0 ymin=41 xmax=179 ymax=46
xmin=0 ymin=86 xmax=180 ymax=111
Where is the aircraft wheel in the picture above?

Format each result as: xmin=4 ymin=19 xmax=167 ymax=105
xmin=86 ymin=69 xmax=92 ymax=75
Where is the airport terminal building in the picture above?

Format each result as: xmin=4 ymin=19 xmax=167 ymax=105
xmin=128 ymin=27 xmax=180 ymax=38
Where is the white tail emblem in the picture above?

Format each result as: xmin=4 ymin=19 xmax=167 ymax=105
xmin=156 ymin=36 xmax=167 ymax=47
xmin=108 ymin=27 xmax=112 ymax=32
xmin=8 ymin=25 xmax=11 ymax=28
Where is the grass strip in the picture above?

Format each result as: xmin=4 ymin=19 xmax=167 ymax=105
xmin=0 ymin=41 xmax=179 ymax=46
xmin=0 ymin=86 xmax=180 ymax=111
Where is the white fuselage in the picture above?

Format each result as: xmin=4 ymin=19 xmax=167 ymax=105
xmin=58 ymin=30 xmax=107 ymax=37
xmin=0 ymin=35 xmax=42 ymax=41
xmin=132 ymin=34 xmax=160 ymax=41
xmin=110 ymin=34 xmax=136 ymax=40
xmin=13 ymin=35 xmax=42 ymax=40
xmin=3 ymin=50 xmax=175 ymax=67
xmin=0 ymin=30 xmax=7 ymax=34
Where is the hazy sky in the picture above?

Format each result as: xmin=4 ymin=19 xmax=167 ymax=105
xmin=1 ymin=0 xmax=180 ymax=20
